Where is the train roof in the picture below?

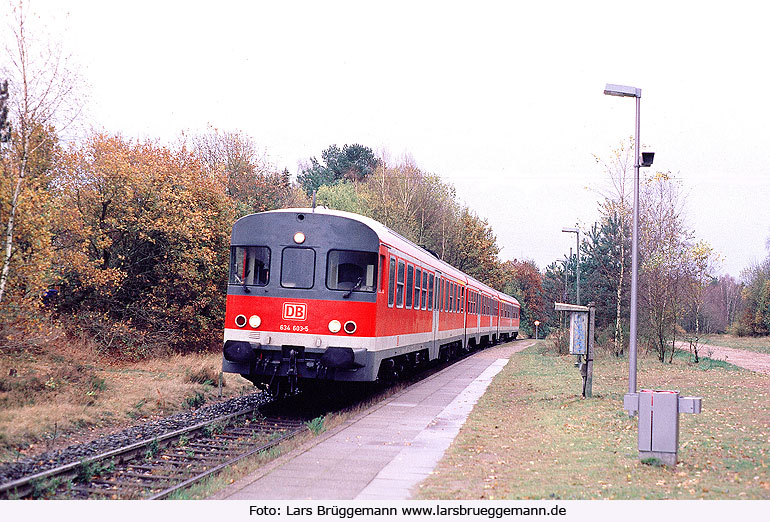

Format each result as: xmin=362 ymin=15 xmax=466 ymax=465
xmin=259 ymin=207 xmax=519 ymax=307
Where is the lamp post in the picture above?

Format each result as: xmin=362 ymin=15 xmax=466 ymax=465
xmin=562 ymin=227 xmax=580 ymax=306
xmin=534 ymin=320 xmax=540 ymax=340
xmin=603 ymin=83 xmax=654 ymax=404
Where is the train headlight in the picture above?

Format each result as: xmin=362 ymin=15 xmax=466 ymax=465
xmin=249 ymin=315 xmax=262 ymax=328
xmin=328 ymin=320 xmax=341 ymax=333
xmin=344 ymin=321 xmax=357 ymax=334
xmin=234 ymin=314 xmax=247 ymax=328
xmin=293 ymin=232 xmax=306 ymax=244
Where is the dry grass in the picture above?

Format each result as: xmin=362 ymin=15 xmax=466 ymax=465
xmin=700 ymin=334 xmax=770 ymax=354
xmin=0 ymin=330 xmax=254 ymax=459
xmin=416 ymin=342 xmax=770 ymax=500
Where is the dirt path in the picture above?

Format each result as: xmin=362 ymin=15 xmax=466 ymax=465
xmin=677 ymin=341 xmax=770 ymax=375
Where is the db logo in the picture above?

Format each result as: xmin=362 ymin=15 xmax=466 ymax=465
xmin=282 ymin=302 xmax=307 ymax=321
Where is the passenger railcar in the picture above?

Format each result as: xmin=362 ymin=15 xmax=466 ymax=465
xmin=222 ymin=208 xmax=520 ymax=394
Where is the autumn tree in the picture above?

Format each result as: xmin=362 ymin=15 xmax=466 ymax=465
xmin=362 ymin=155 xmax=459 ymax=257
xmin=0 ymin=1 xmax=83 ymax=309
xmin=592 ymin=140 xmax=634 ymax=355
xmin=501 ymin=259 xmax=547 ymax=336
xmin=638 ymin=171 xmax=693 ymax=362
xmin=737 ymin=256 xmax=770 ymax=336
xmin=444 ymin=207 xmax=502 ymax=286
xmin=189 ymin=127 xmax=307 ymax=216
xmin=701 ymin=274 xmax=743 ymax=333
xmin=316 ymin=180 xmax=365 ymax=214
xmin=53 ymin=134 xmax=235 ymax=357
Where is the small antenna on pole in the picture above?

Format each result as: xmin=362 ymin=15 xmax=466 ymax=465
xmin=312 ymin=190 xmax=317 ymax=212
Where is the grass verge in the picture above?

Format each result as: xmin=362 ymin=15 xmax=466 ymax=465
xmin=416 ymin=342 xmax=770 ymax=499
xmin=700 ymin=334 xmax=770 ymax=355
xmin=0 ymin=335 xmax=254 ymax=460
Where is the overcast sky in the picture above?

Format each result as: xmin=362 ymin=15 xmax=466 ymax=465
xmin=11 ymin=0 xmax=770 ymax=277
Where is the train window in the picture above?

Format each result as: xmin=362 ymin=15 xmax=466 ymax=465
xmin=443 ymin=280 xmax=448 ymax=312
xmin=406 ymin=265 xmax=414 ymax=308
xmin=421 ymin=271 xmax=428 ymax=309
xmin=450 ymin=283 xmax=455 ymax=313
xmin=230 ymin=246 xmax=271 ymax=287
xmin=438 ymin=279 xmax=443 ymax=311
xmin=454 ymin=284 xmax=458 ymax=312
xmin=326 ymin=250 xmax=377 ymax=293
xmin=415 ymin=268 xmax=422 ymax=311
xmin=461 ymin=287 xmax=465 ymax=313
xmin=281 ymin=247 xmax=315 ymax=289
xmin=396 ymin=260 xmax=405 ymax=307
xmin=442 ymin=281 xmax=451 ymax=312
xmin=444 ymin=279 xmax=448 ymax=312
xmin=388 ymin=257 xmax=396 ymax=307
xmin=428 ymin=274 xmax=434 ymax=311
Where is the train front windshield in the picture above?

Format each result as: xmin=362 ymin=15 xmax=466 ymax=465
xmin=327 ymin=250 xmax=377 ymax=293
xmin=230 ymin=246 xmax=270 ymax=286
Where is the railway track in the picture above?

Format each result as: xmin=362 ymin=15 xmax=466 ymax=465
xmin=0 ymin=405 xmax=308 ymax=500
xmin=1 ymin=339 xmax=516 ymax=500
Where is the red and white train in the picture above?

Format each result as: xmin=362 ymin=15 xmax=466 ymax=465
xmin=222 ymin=208 xmax=520 ymax=393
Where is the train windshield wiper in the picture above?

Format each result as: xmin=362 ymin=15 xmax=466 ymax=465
xmin=242 ymin=263 xmax=251 ymax=293
xmin=343 ymin=277 xmax=363 ymax=299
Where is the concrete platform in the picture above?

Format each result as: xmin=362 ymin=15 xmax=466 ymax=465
xmin=214 ymin=341 xmax=533 ymax=500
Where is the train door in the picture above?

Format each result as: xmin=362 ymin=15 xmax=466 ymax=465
xmin=431 ymin=270 xmax=442 ymax=360
xmin=473 ymin=290 xmax=480 ymax=341
xmin=461 ymin=286 xmax=467 ymax=350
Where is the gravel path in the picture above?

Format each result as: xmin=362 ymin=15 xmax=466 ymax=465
xmin=0 ymin=392 xmax=268 ymax=488
xmin=677 ymin=341 xmax=770 ymax=375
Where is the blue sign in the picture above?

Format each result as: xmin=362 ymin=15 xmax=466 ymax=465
xmin=569 ymin=312 xmax=588 ymax=355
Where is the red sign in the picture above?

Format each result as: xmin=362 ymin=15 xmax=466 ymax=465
xmin=282 ymin=302 xmax=307 ymax=321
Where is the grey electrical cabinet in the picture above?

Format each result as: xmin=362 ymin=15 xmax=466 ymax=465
xmin=638 ymin=390 xmax=679 ymax=454
xmin=637 ymin=390 xmax=703 ymax=465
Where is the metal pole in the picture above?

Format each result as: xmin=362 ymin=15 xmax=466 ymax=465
xmin=585 ymin=302 xmax=595 ymax=398
xmin=576 ymin=228 xmax=580 ymax=306
xmin=628 ymin=94 xmax=641 ymax=395
xmin=563 ymin=253 xmax=568 ymax=302
xmin=563 ymin=253 xmax=568 ymax=327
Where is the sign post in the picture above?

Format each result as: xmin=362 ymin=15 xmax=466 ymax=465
xmin=554 ymin=302 xmax=595 ymax=398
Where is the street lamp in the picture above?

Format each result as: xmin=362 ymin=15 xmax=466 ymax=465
xmin=603 ymin=83 xmax=654 ymax=404
xmin=562 ymin=227 xmax=580 ymax=306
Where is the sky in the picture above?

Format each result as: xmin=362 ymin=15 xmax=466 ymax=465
xmin=8 ymin=0 xmax=770 ymax=277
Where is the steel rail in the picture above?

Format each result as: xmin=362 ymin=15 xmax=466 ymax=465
xmin=147 ymin=423 xmax=306 ymax=500
xmin=0 ymin=404 xmax=265 ymax=499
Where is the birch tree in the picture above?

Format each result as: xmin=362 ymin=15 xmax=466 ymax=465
xmin=0 ymin=1 xmax=83 ymax=305
xmin=593 ymin=140 xmax=634 ymax=356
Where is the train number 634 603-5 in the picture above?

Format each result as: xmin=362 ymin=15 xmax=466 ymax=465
xmin=280 ymin=324 xmax=309 ymax=332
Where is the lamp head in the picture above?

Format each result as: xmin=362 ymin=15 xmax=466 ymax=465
xmin=604 ymin=83 xmax=641 ymax=98
xmin=641 ymin=152 xmax=655 ymax=167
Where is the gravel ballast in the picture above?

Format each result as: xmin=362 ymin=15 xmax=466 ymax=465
xmin=0 ymin=392 xmax=268 ymax=487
